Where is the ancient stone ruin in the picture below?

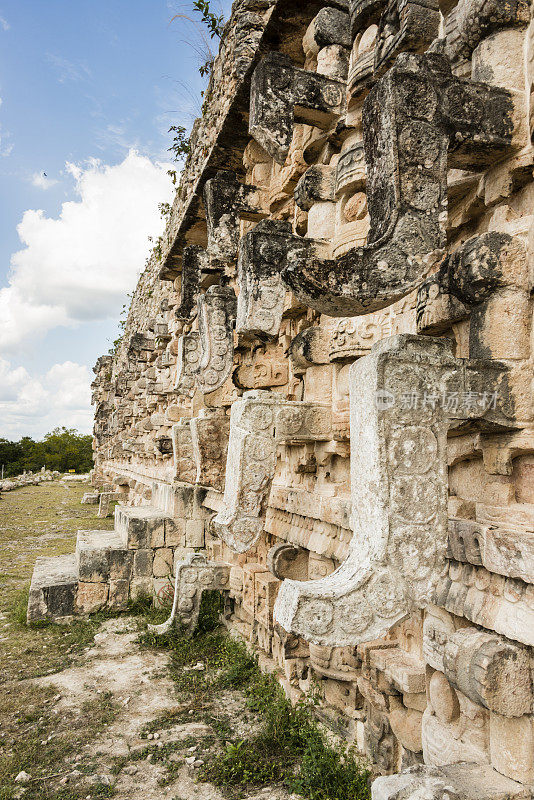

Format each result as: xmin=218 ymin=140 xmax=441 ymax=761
xmin=28 ymin=0 xmax=534 ymax=795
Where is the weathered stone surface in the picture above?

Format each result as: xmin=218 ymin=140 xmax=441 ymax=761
xmin=445 ymin=0 xmax=530 ymax=65
xmin=372 ymin=763 xmax=530 ymax=800
xmin=76 ymin=531 xmax=128 ymax=583
xmin=203 ymin=171 xmax=266 ymax=263
xmin=148 ymin=553 xmax=230 ymax=634
xmin=190 ymin=408 xmax=229 ymax=491
xmin=27 ymin=554 xmax=78 ymax=622
xmin=236 ymin=220 xmax=295 ymax=340
xmin=267 ymin=543 xmax=308 ymax=581
xmin=250 ymin=52 xmax=346 ymax=164
xmin=274 ymin=335 xmax=509 ymax=646
xmin=115 ymin=506 xmax=168 ymax=550
xmin=76 ymin=582 xmax=108 ymax=615
xmin=434 ymin=561 xmax=534 ymax=648
xmin=304 ymin=7 xmax=351 ymax=55
xmin=174 ymin=332 xmax=200 ymax=398
xmin=212 ymin=391 xmax=333 ymax=553
xmin=440 ymin=628 xmax=532 ymax=717
xmin=175 ymin=246 xmax=208 ymax=321
xmin=282 ymin=54 xmax=514 ymax=316
xmin=171 ymin=421 xmax=196 ymax=484
xmin=196 ymin=285 xmax=236 ymax=394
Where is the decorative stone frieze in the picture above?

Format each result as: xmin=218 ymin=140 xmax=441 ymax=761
xmin=203 ymin=171 xmax=267 ymax=263
xmin=212 ymin=391 xmax=333 ymax=553
xmin=149 ymin=553 xmax=230 ymax=635
xmin=190 ymin=408 xmax=230 ymax=491
xmin=350 ymin=0 xmax=441 ymax=98
xmin=236 ymin=220 xmax=294 ymax=340
xmin=249 ymin=51 xmax=346 ymax=164
xmin=282 ymin=53 xmax=514 ymax=316
xmin=39 ymin=0 xmax=534 ymax=788
xmin=174 ymin=331 xmax=201 ymax=398
xmin=274 ymin=335 xmax=510 ymax=646
xmin=196 ymin=285 xmax=237 ymax=394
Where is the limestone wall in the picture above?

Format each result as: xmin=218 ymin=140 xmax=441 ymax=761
xmin=92 ymin=0 xmax=534 ymax=793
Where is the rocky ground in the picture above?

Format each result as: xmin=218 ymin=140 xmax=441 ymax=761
xmin=0 ymin=481 xmax=314 ymax=800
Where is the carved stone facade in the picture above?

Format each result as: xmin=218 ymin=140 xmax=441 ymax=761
xmin=30 ymin=0 xmax=534 ymax=795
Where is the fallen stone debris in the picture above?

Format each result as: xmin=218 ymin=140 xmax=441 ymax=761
xmin=26 ymin=0 xmax=534 ymax=797
xmin=0 ymin=469 xmax=60 ymax=493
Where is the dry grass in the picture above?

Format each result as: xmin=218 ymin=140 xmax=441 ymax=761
xmin=0 ymin=481 xmax=119 ymax=799
xmin=0 ymin=480 xmax=114 ymax=613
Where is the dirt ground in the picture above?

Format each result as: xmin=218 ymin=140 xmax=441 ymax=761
xmin=0 ymin=481 xmax=302 ymax=800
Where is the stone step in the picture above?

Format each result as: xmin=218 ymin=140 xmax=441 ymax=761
xmin=114 ymin=505 xmax=177 ymax=549
xmin=27 ymin=553 xmax=78 ymax=623
xmin=76 ymin=530 xmax=131 ymax=583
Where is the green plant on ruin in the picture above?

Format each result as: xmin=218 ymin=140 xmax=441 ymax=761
xmin=168 ymin=125 xmax=191 ymax=162
xmin=158 ymin=201 xmax=172 ymax=219
xmin=170 ymin=0 xmax=225 ymax=79
xmin=140 ymin=591 xmax=372 ymax=800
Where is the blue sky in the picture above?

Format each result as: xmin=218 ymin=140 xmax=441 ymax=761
xmin=0 ymin=0 xmax=230 ymax=439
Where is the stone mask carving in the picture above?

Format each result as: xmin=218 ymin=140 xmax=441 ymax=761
xmin=212 ymin=391 xmax=333 ymax=553
xmin=174 ymin=284 xmax=237 ymax=397
xmin=273 ymin=334 xmax=513 ymax=647
xmin=276 ymin=52 xmax=514 ymax=317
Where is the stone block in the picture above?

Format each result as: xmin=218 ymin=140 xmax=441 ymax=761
xmin=76 ymin=582 xmax=108 ymax=614
xmin=153 ymin=577 xmax=175 ymax=608
xmin=171 ymin=484 xmax=195 ymax=519
xmin=369 ymin=648 xmax=426 ymax=695
xmin=442 ymin=628 xmax=532 ymax=718
xmin=422 ymin=706 xmax=490 ymax=767
xmin=130 ymin=577 xmax=152 ymax=600
xmin=403 ymin=693 xmax=427 ymax=713
xmin=165 ymin=517 xmax=186 ymax=547
xmin=77 ymin=546 xmax=109 ymax=583
xmin=108 ymin=580 xmax=129 ymax=610
xmin=82 ymin=492 xmax=99 ymax=505
xmin=185 ymin=519 xmax=205 ymax=548
xmin=108 ymin=548 xmax=132 ymax=581
xmin=133 ymin=549 xmax=153 ymax=577
xmin=97 ymin=492 xmax=114 ymax=518
xmin=254 ymin=571 xmax=280 ymax=630
xmin=372 ymin=763 xmax=530 ymax=800
xmin=389 ymin=699 xmax=423 ymax=754
xmin=124 ymin=516 xmax=150 ymax=549
xmin=490 ymin=713 xmax=534 ymax=784
xmin=27 ymin=554 xmax=78 ymax=622
xmin=150 ymin=521 xmax=165 ymax=549
xmin=116 ymin=507 xmax=168 ymax=550
xmin=153 ymin=548 xmax=173 ymax=577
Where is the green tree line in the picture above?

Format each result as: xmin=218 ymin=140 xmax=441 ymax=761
xmin=0 ymin=428 xmax=93 ymax=477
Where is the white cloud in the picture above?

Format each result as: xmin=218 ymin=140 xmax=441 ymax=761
xmin=0 ymin=359 xmax=93 ymax=439
xmin=46 ymin=53 xmax=91 ymax=84
xmin=31 ymin=172 xmax=59 ymax=190
xmin=0 ymin=122 xmax=13 ymax=157
xmin=0 ymin=149 xmax=173 ymax=352
xmin=0 ymin=16 xmax=9 ymax=31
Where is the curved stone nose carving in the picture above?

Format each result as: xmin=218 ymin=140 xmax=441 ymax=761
xmin=276 ymin=52 xmax=514 ymax=317
xmin=273 ymin=334 xmax=511 ymax=646
xmin=174 ymin=284 xmax=237 ymax=397
xmin=212 ymin=391 xmax=333 ymax=553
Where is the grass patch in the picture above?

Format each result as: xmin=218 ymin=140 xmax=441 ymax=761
xmin=2 ymin=587 xmax=99 ymax=683
xmin=142 ymin=592 xmax=371 ymax=800
xmin=0 ymin=686 xmax=118 ymax=800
